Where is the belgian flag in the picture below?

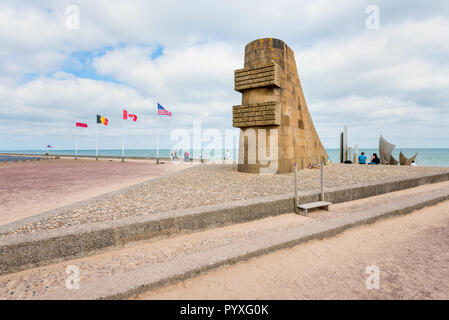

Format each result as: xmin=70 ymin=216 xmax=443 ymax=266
xmin=97 ymin=115 xmax=108 ymax=126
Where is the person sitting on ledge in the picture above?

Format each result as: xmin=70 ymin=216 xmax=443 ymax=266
xmin=358 ymin=152 xmax=367 ymax=164
xmin=369 ymin=153 xmax=380 ymax=165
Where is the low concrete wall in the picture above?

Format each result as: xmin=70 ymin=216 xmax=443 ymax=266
xmin=1 ymin=171 xmax=449 ymax=275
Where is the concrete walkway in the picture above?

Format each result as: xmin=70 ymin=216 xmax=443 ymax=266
xmin=0 ymin=159 xmax=193 ymax=226
xmin=1 ymin=181 xmax=449 ymax=299
xmin=137 ymin=200 xmax=449 ymax=300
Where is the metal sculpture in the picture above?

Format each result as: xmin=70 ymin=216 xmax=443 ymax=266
xmin=379 ymin=135 xmax=398 ymax=165
xmin=399 ymin=151 xmax=418 ymax=166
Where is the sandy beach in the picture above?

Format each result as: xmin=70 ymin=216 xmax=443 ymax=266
xmin=135 ymin=199 xmax=449 ymax=300
xmin=0 ymin=159 xmax=192 ymax=226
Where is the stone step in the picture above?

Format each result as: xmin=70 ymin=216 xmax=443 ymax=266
xmin=298 ymin=201 xmax=332 ymax=215
xmin=1 ymin=181 xmax=448 ymax=300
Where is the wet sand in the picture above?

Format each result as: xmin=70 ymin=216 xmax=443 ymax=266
xmin=0 ymin=159 xmax=191 ymax=226
xmin=136 ymin=200 xmax=449 ymax=300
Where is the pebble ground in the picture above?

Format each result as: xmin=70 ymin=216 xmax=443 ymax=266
xmin=2 ymin=163 xmax=448 ymax=236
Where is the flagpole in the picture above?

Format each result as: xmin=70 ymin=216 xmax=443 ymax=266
xmin=122 ymin=118 xmax=125 ymax=162
xmin=156 ymin=109 xmax=160 ymax=164
xmin=75 ymin=125 xmax=78 ymax=160
xmin=96 ymin=124 xmax=98 ymax=161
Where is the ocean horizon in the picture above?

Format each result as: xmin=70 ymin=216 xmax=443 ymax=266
xmin=1 ymin=148 xmax=448 ymax=167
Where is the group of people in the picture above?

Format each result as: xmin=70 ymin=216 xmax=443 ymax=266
xmin=169 ymin=150 xmax=417 ymax=166
xmin=358 ymin=152 xmax=380 ymax=165
xmin=170 ymin=149 xmax=232 ymax=162
xmin=170 ymin=150 xmax=190 ymax=162
xmin=358 ymin=152 xmax=417 ymax=166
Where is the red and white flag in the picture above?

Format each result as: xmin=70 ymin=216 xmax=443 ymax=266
xmin=76 ymin=122 xmax=88 ymax=128
xmin=123 ymin=109 xmax=137 ymax=121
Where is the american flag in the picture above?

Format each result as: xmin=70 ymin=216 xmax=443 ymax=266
xmin=157 ymin=103 xmax=172 ymax=117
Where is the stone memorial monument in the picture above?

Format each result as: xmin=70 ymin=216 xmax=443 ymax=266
xmin=232 ymin=38 xmax=328 ymax=174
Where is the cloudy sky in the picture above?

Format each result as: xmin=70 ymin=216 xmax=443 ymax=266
xmin=1 ymin=0 xmax=448 ymax=151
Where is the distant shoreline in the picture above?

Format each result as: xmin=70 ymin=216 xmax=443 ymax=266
xmin=0 ymin=153 xmax=173 ymax=162
xmin=1 ymin=147 xmax=449 ymax=167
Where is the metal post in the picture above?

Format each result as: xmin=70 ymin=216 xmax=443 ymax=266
xmin=343 ymin=125 xmax=348 ymax=162
xmin=340 ymin=132 xmax=344 ymax=163
xmin=96 ymin=124 xmax=98 ymax=161
xmin=320 ymin=161 xmax=324 ymax=201
xmin=294 ymin=162 xmax=299 ymax=214
xmin=121 ymin=120 xmax=124 ymax=162
xmin=75 ymin=126 xmax=78 ymax=160
xmin=349 ymin=146 xmax=352 ymax=163
xmin=156 ymin=111 xmax=160 ymax=164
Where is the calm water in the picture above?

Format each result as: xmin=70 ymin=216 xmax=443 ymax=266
xmin=1 ymin=148 xmax=448 ymax=167
xmin=0 ymin=155 xmax=45 ymax=162
xmin=325 ymin=148 xmax=449 ymax=167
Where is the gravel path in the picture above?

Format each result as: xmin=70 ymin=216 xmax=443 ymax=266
xmin=2 ymin=163 xmax=449 ymax=236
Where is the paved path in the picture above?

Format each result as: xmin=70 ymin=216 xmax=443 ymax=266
xmin=0 ymin=159 xmax=191 ymax=226
xmin=0 ymin=181 xmax=448 ymax=299
xmin=137 ymin=200 xmax=449 ymax=300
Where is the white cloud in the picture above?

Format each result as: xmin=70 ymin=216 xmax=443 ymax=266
xmin=311 ymin=95 xmax=449 ymax=148
xmin=0 ymin=75 xmax=154 ymax=148
xmin=92 ymin=42 xmax=242 ymax=132
xmin=1 ymin=0 xmax=449 ymax=149
xmin=93 ymin=43 xmax=241 ymax=103
xmin=295 ymin=18 xmax=449 ymax=96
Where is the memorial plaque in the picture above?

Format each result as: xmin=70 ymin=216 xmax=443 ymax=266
xmin=232 ymin=102 xmax=280 ymax=127
xmin=234 ymin=63 xmax=281 ymax=92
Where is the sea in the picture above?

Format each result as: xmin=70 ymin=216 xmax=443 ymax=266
xmin=1 ymin=148 xmax=448 ymax=167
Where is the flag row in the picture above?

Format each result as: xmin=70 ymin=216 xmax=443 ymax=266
xmin=75 ymin=104 xmax=172 ymax=128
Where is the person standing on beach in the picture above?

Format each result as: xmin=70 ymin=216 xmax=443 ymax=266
xmin=358 ymin=152 xmax=367 ymax=164
xmin=184 ymin=151 xmax=190 ymax=162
